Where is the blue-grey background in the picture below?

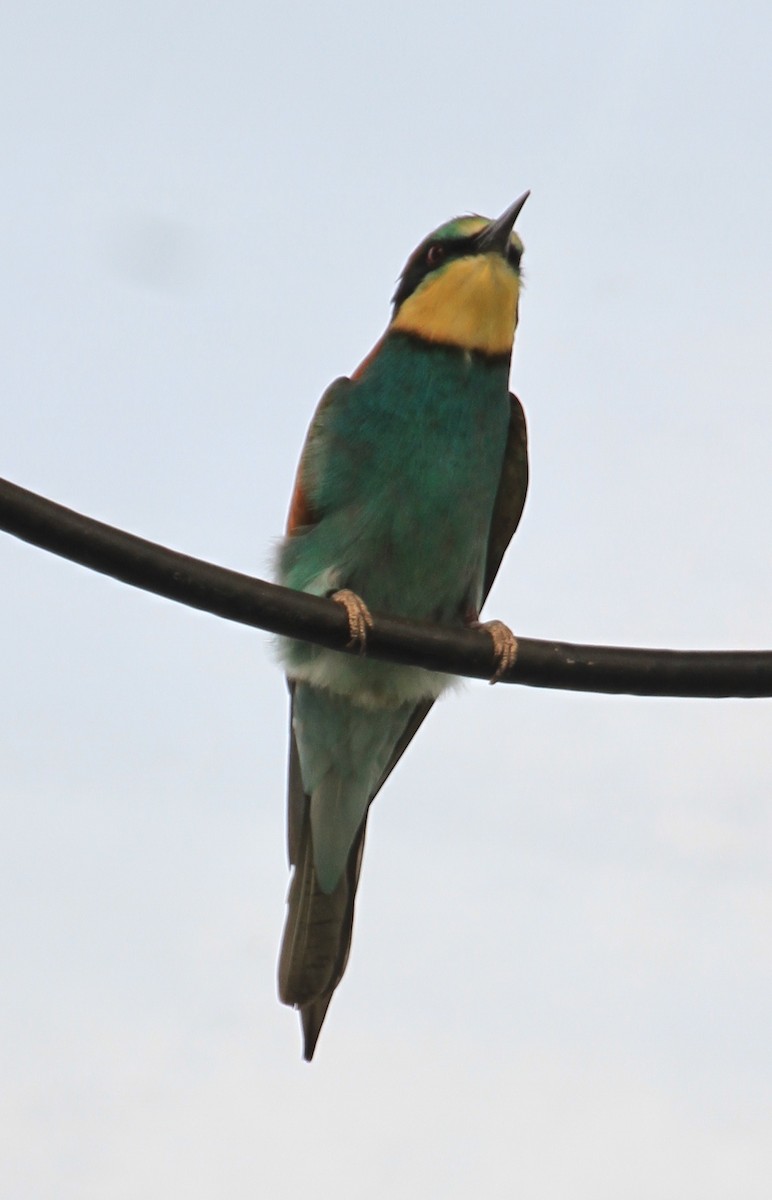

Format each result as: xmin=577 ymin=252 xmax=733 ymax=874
xmin=1 ymin=3 xmax=770 ymax=1196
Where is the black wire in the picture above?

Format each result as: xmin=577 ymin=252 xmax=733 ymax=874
xmin=1 ymin=475 xmax=770 ymax=698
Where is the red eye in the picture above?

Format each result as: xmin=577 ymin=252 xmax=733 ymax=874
xmin=426 ymin=244 xmax=444 ymax=267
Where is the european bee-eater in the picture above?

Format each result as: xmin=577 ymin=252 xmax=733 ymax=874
xmin=275 ymin=194 xmax=530 ymax=1059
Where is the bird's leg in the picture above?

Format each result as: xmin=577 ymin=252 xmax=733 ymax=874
xmin=330 ymin=589 xmax=374 ymax=653
xmin=481 ymin=620 xmax=519 ymax=682
xmin=464 ymin=608 xmax=518 ymax=684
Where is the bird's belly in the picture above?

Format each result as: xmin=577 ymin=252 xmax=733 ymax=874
xmin=341 ymin=475 xmax=490 ymax=622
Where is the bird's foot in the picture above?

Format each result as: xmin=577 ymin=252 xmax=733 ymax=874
xmin=468 ymin=617 xmax=518 ymax=683
xmin=331 ymin=589 xmax=374 ymax=652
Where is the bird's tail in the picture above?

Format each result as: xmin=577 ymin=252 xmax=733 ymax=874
xmin=278 ymin=795 xmax=366 ymax=1060
xmin=278 ymin=682 xmax=414 ymax=1059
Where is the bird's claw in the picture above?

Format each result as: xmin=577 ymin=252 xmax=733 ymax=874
xmin=331 ymin=589 xmax=374 ymax=652
xmin=469 ymin=618 xmax=518 ymax=683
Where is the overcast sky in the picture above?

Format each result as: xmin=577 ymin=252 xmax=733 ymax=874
xmin=1 ymin=2 xmax=771 ymax=1197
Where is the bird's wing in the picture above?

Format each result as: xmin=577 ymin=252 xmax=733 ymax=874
xmin=371 ymin=391 xmax=529 ymax=797
xmin=482 ymin=391 xmax=529 ymax=599
xmin=285 ymin=376 xmax=353 ymax=535
xmin=284 ymin=337 xmax=386 ymax=535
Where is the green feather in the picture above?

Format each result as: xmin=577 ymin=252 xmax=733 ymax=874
xmin=278 ymin=332 xmax=511 ymax=710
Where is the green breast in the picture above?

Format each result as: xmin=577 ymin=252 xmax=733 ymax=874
xmin=278 ymin=333 xmax=511 ymax=704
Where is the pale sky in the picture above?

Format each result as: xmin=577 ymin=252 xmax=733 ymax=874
xmin=1 ymin=2 xmax=771 ymax=1197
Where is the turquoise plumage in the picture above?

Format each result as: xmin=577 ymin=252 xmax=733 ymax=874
xmin=275 ymin=197 xmax=530 ymax=1058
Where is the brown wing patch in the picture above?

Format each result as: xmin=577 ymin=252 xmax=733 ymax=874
xmin=286 ymin=474 xmax=316 ymax=535
xmin=351 ymin=334 xmax=387 ymax=380
xmin=285 ymin=377 xmax=355 ymax=535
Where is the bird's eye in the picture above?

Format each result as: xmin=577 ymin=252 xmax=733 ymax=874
xmin=507 ymin=243 xmax=523 ymax=270
xmin=426 ymin=244 xmax=444 ymax=267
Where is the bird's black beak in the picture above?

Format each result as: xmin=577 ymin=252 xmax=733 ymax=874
xmin=474 ymin=191 xmax=530 ymax=255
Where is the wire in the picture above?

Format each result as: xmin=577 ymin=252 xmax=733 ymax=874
xmin=1 ymin=475 xmax=770 ymax=698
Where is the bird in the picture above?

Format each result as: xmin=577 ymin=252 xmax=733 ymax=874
xmin=274 ymin=194 xmax=530 ymax=1059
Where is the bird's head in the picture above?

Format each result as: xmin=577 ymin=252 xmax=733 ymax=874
xmin=390 ymin=192 xmax=529 ymax=358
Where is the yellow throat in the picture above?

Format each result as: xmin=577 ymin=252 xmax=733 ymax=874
xmin=391 ymin=251 xmax=520 ymax=356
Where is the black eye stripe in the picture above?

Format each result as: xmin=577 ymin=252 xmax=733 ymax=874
xmin=392 ymin=236 xmax=477 ymax=310
xmin=507 ymin=243 xmax=523 ymax=269
xmin=391 ymin=230 xmax=523 ymax=312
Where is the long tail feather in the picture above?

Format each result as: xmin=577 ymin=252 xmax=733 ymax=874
xmin=278 ymin=795 xmax=367 ymax=1060
xmin=278 ymin=682 xmax=410 ymax=1059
